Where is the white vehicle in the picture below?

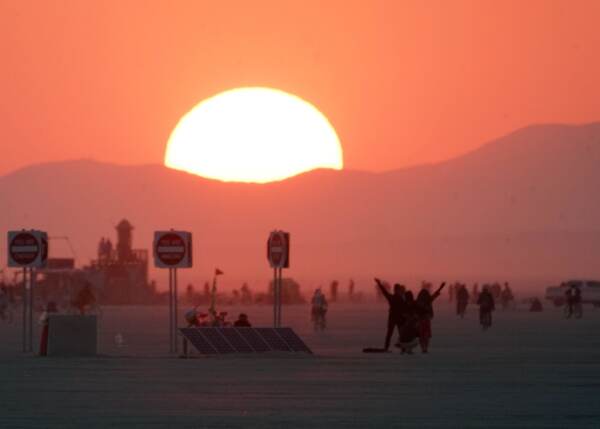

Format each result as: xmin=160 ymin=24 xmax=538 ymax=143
xmin=545 ymin=280 xmax=600 ymax=307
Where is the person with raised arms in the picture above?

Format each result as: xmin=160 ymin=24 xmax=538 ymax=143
xmin=415 ymin=282 xmax=446 ymax=353
xmin=374 ymin=278 xmax=406 ymax=352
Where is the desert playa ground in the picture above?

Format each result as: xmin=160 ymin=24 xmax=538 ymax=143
xmin=1 ymin=301 xmax=599 ymax=428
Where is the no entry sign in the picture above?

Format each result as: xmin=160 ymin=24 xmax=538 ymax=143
xmin=7 ymin=230 xmax=48 ymax=268
xmin=267 ymin=230 xmax=290 ymax=269
xmin=153 ymin=231 xmax=193 ymax=268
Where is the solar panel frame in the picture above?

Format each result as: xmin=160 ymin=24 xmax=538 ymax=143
xmin=198 ymin=328 xmax=236 ymax=354
xmin=180 ymin=327 xmax=311 ymax=356
xmin=275 ymin=327 xmax=313 ymax=354
xmin=234 ymin=327 xmax=272 ymax=352
xmin=180 ymin=328 xmax=218 ymax=355
xmin=255 ymin=328 xmax=293 ymax=352
xmin=219 ymin=328 xmax=255 ymax=353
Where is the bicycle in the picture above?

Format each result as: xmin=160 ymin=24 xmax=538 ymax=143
xmin=564 ymin=301 xmax=583 ymax=319
xmin=311 ymin=307 xmax=327 ymax=332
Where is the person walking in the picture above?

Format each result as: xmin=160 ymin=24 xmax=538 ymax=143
xmin=477 ymin=286 xmax=495 ymax=330
xmin=500 ymin=283 xmax=514 ymax=310
xmin=0 ymin=286 xmax=9 ymax=322
xmin=73 ymin=283 xmax=96 ymax=315
xmin=565 ymin=284 xmax=582 ymax=319
xmin=456 ymin=284 xmax=469 ymax=318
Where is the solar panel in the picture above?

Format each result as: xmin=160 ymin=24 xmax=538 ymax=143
xmin=180 ymin=328 xmax=217 ymax=354
xmin=220 ymin=328 xmax=255 ymax=353
xmin=275 ymin=328 xmax=313 ymax=354
xmin=234 ymin=327 xmax=271 ymax=352
xmin=179 ymin=327 xmax=311 ymax=356
xmin=198 ymin=328 xmax=236 ymax=353
xmin=255 ymin=328 xmax=293 ymax=352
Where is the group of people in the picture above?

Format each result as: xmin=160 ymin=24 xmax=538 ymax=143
xmin=184 ymin=306 xmax=252 ymax=328
xmin=450 ymin=282 xmax=517 ymax=326
xmin=450 ymin=283 xmax=497 ymax=328
xmin=449 ymin=282 xmax=514 ymax=307
xmin=375 ymin=278 xmax=446 ymax=354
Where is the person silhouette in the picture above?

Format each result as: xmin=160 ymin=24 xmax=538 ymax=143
xmin=565 ymin=284 xmax=582 ymax=318
xmin=396 ymin=290 xmax=418 ymax=354
xmin=374 ymin=278 xmax=406 ymax=351
xmin=234 ymin=313 xmax=252 ymax=327
xmin=456 ymin=284 xmax=469 ymax=318
xmin=477 ymin=287 xmax=495 ymax=330
xmin=311 ymin=289 xmax=328 ymax=331
xmin=416 ymin=282 xmax=446 ymax=353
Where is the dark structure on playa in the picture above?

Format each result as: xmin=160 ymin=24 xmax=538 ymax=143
xmin=40 ymin=219 xmax=158 ymax=305
xmin=85 ymin=219 xmax=153 ymax=304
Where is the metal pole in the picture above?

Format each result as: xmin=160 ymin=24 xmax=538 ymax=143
xmin=173 ymin=268 xmax=179 ymax=353
xmin=22 ymin=267 xmax=26 ymax=352
xmin=278 ymin=268 xmax=283 ymax=327
xmin=168 ymin=268 xmax=173 ymax=354
xmin=29 ymin=269 xmax=35 ymax=352
xmin=273 ymin=268 xmax=277 ymax=327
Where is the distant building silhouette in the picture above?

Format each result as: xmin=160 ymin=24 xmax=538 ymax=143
xmin=116 ymin=219 xmax=134 ymax=263
xmin=38 ymin=218 xmax=153 ymax=305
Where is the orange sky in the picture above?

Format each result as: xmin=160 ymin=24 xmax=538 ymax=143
xmin=1 ymin=0 xmax=599 ymax=177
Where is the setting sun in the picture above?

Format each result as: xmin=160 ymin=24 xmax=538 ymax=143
xmin=164 ymin=87 xmax=343 ymax=183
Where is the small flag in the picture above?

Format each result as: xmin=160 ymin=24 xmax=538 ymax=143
xmin=215 ymin=268 xmax=224 ymax=276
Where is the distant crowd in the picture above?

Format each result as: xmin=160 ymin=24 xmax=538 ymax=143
xmin=0 ymin=274 xmax=587 ymax=359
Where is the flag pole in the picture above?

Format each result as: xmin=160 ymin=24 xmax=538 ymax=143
xmin=273 ymin=268 xmax=277 ymax=327
xmin=174 ymin=267 xmax=178 ymax=353
xmin=210 ymin=269 xmax=221 ymax=322
xmin=168 ymin=268 xmax=173 ymax=354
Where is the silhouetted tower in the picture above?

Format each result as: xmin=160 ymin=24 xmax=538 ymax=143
xmin=116 ymin=219 xmax=134 ymax=262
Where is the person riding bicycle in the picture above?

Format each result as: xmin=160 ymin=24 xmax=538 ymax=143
xmin=311 ymin=288 xmax=328 ymax=331
xmin=565 ymin=284 xmax=582 ymax=318
xmin=456 ymin=284 xmax=469 ymax=318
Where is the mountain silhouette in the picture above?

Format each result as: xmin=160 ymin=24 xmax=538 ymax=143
xmin=2 ymin=123 xmax=599 ymax=289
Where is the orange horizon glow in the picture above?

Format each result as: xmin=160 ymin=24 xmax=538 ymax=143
xmin=164 ymin=88 xmax=343 ymax=183
xmin=1 ymin=1 xmax=599 ymax=177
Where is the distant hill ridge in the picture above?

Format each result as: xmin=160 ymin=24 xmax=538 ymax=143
xmin=1 ymin=122 xmax=599 ymax=284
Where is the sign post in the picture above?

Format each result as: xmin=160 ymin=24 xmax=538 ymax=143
xmin=267 ymin=230 xmax=290 ymax=328
xmin=7 ymin=230 xmax=48 ymax=353
xmin=154 ymin=230 xmax=192 ymax=354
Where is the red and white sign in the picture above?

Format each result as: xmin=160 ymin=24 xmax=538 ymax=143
xmin=267 ymin=230 xmax=290 ymax=269
xmin=154 ymin=231 xmax=193 ymax=268
xmin=7 ymin=230 xmax=48 ymax=268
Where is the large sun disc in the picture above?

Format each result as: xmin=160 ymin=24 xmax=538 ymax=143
xmin=164 ymin=87 xmax=343 ymax=183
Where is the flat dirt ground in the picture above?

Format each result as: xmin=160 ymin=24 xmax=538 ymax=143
xmin=1 ymin=300 xmax=599 ymax=428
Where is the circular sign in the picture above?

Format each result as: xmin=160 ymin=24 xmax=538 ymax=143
xmin=10 ymin=232 xmax=40 ymax=266
xmin=155 ymin=233 xmax=186 ymax=266
xmin=268 ymin=232 xmax=285 ymax=268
